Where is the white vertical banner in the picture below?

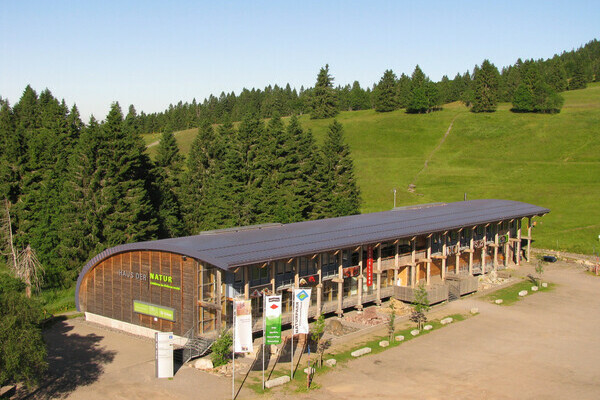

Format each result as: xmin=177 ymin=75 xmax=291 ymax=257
xmin=155 ymin=332 xmax=174 ymax=378
xmin=234 ymin=299 xmax=253 ymax=353
xmin=293 ymin=288 xmax=311 ymax=334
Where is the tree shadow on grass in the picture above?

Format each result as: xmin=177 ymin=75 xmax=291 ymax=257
xmin=22 ymin=318 xmax=116 ymax=399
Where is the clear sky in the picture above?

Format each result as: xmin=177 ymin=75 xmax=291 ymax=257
xmin=1 ymin=0 xmax=598 ymax=120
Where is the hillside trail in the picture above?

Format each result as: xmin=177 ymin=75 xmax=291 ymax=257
xmin=146 ymin=130 xmax=185 ymax=148
xmin=407 ymin=114 xmax=460 ymax=194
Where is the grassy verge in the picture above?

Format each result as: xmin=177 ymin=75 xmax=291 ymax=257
xmin=485 ymin=279 xmax=555 ymax=306
xmin=247 ymin=312 xmax=471 ymax=394
xmin=38 ymin=285 xmax=77 ymax=315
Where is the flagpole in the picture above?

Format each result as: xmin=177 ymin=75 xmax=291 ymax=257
xmin=262 ymin=293 xmax=265 ymax=391
xmin=232 ymin=302 xmax=236 ymax=400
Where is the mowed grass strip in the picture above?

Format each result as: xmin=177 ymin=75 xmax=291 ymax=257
xmin=147 ymin=83 xmax=600 ymax=255
xmin=485 ymin=280 xmax=555 ymax=306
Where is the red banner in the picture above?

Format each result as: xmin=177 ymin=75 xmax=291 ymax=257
xmin=366 ymin=245 xmax=373 ymax=287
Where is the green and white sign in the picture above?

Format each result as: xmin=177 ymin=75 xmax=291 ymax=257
xmin=134 ymin=300 xmax=176 ymax=322
xmin=264 ymin=295 xmax=282 ymax=345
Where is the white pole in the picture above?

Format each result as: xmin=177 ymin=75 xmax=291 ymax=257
xmin=291 ymin=293 xmax=294 ymax=379
xmin=262 ymin=293 xmax=265 ymax=390
xmin=393 ymin=189 xmax=397 ymax=209
xmin=232 ymin=303 xmax=236 ymax=400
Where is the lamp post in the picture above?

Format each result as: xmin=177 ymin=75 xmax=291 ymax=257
xmin=392 ymin=188 xmax=397 ymax=209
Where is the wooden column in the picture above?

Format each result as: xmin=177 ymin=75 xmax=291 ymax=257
xmin=527 ymin=217 xmax=532 ymax=261
xmin=426 ymin=236 xmax=431 ymax=285
xmin=394 ymin=243 xmax=399 ymax=285
xmin=469 ymin=228 xmax=474 ymax=275
xmin=516 ymin=220 xmax=522 ymax=266
xmin=216 ymin=269 xmax=222 ymax=329
xmin=316 ymin=255 xmax=322 ymax=315
xmin=270 ymin=262 xmax=275 ymax=294
xmin=482 ymin=228 xmax=487 ymax=274
xmin=411 ymin=238 xmax=417 ymax=287
xmin=455 ymin=251 xmax=460 ymax=275
xmin=244 ymin=266 xmax=249 ymax=300
xmin=376 ymin=245 xmax=382 ymax=305
xmin=441 ymin=233 xmax=447 ymax=280
xmin=357 ymin=246 xmax=363 ymax=311
xmin=505 ymin=228 xmax=511 ymax=268
xmin=294 ymin=258 xmax=299 ymax=288
xmin=337 ymin=251 xmax=343 ymax=316
xmin=494 ymin=224 xmax=499 ymax=271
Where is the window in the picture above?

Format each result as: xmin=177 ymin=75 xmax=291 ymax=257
xmin=299 ymin=257 xmax=317 ymax=277
xmin=249 ymin=264 xmax=269 ymax=286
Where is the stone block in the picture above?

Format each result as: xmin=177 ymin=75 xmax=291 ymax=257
xmin=410 ymin=329 xmax=420 ymax=336
xmin=304 ymin=367 xmax=315 ymax=375
xmin=518 ymin=290 xmax=528 ymax=297
xmin=531 ymin=286 xmax=539 ymax=291
xmin=470 ymin=307 xmax=479 ymax=314
xmin=495 ymin=299 xmax=503 ymax=304
xmin=265 ymin=375 xmax=290 ymax=389
xmin=193 ymin=358 xmax=213 ymax=370
xmin=325 ymin=358 xmax=337 ymax=367
xmin=379 ymin=340 xmax=389 ymax=347
xmin=351 ymin=347 xmax=372 ymax=357
xmin=423 ymin=325 xmax=433 ymax=331
xmin=441 ymin=317 xmax=453 ymax=325
xmin=542 ymin=282 xmax=548 ymax=288
xmin=395 ymin=335 xmax=405 ymax=342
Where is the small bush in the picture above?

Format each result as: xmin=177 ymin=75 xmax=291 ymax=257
xmin=210 ymin=330 xmax=233 ymax=367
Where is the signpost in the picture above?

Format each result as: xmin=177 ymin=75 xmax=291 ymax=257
xmin=291 ymin=288 xmax=311 ymax=379
xmin=155 ymin=332 xmax=174 ymax=378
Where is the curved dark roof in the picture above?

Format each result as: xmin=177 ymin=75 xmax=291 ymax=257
xmin=75 ymin=199 xmax=548 ymax=310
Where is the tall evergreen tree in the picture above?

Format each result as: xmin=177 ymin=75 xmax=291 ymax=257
xmin=310 ymin=64 xmax=338 ymax=119
xmin=397 ymin=73 xmax=412 ymax=108
xmin=471 ymin=59 xmax=501 ymax=112
xmin=318 ymin=121 xmax=361 ymax=218
xmin=374 ymin=70 xmax=399 ymax=112
xmin=569 ymin=57 xmax=587 ymax=90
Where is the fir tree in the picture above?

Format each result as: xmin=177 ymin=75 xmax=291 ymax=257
xmin=319 ymin=121 xmax=361 ymax=218
xmin=471 ymin=59 xmax=501 ymax=112
xmin=310 ymin=64 xmax=338 ymax=119
xmin=397 ymin=73 xmax=412 ymax=108
xmin=569 ymin=58 xmax=587 ymax=90
xmin=374 ymin=70 xmax=399 ymax=112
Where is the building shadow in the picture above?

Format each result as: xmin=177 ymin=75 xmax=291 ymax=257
xmin=21 ymin=319 xmax=116 ymax=399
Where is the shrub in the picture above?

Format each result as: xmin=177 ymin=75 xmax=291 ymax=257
xmin=210 ymin=330 xmax=233 ymax=368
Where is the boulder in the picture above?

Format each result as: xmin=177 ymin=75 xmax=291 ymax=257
xmin=395 ymin=335 xmax=405 ymax=342
xmin=351 ymin=347 xmax=372 ymax=357
xmin=193 ymin=358 xmax=213 ymax=370
xmin=542 ymin=282 xmax=548 ymax=288
xmin=410 ymin=329 xmax=420 ymax=336
xmin=379 ymin=340 xmax=389 ymax=348
xmin=495 ymin=299 xmax=503 ymax=304
xmin=325 ymin=358 xmax=337 ymax=367
xmin=423 ymin=325 xmax=433 ymax=331
xmin=531 ymin=286 xmax=539 ymax=291
xmin=518 ymin=290 xmax=528 ymax=297
xmin=326 ymin=319 xmax=345 ymax=336
xmin=265 ymin=375 xmax=290 ymax=389
xmin=470 ymin=307 xmax=479 ymax=314
xmin=441 ymin=317 xmax=453 ymax=325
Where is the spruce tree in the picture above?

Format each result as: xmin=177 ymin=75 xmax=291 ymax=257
xmin=569 ymin=58 xmax=587 ymax=90
xmin=397 ymin=73 xmax=412 ymax=108
xmin=407 ymin=65 xmax=438 ymax=113
xmin=319 ymin=121 xmax=361 ymax=218
xmin=545 ymin=57 xmax=568 ymax=92
xmin=471 ymin=59 xmax=501 ymax=112
xmin=374 ymin=70 xmax=399 ymax=112
xmin=310 ymin=64 xmax=338 ymax=119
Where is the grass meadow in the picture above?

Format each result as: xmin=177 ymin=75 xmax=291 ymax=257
xmin=143 ymin=83 xmax=600 ymax=255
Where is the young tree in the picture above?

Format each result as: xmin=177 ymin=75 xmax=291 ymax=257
xmin=387 ymin=301 xmax=396 ymax=342
xmin=535 ymin=260 xmax=546 ymax=286
xmin=310 ymin=314 xmax=329 ymax=368
xmin=310 ymin=64 xmax=338 ymax=119
xmin=374 ymin=69 xmax=399 ymax=112
xmin=410 ymin=283 xmax=430 ymax=330
xmin=471 ymin=59 xmax=501 ymax=112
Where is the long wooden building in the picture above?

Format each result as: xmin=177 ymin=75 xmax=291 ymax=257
xmin=75 ymin=199 xmax=549 ymax=339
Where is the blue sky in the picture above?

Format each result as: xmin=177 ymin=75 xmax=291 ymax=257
xmin=1 ymin=0 xmax=598 ymax=120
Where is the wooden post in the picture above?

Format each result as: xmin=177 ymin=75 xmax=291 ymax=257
xmin=494 ymin=224 xmax=499 ymax=271
xmin=482 ymin=228 xmax=487 ymax=274
xmin=394 ymin=243 xmax=399 ymax=285
xmin=516 ymin=220 xmax=522 ymax=266
xmin=441 ymin=233 xmax=447 ymax=280
xmin=337 ymin=251 xmax=343 ymax=316
xmin=270 ymin=262 xmax=275 ymax=294
xmin=216 ymin=269 xmax=222 ymax=329
xmin=411 ymin=238 xmax=417 ymax=287
xmin=527 ymin=217 xmax=532 ymax=261
xmin=426 ymin=236 xmax=431 ymax=285
xmin=244 ymin=266 xmax=249 ymax=300
xmin=357 ymin=246 xmax=363 ymax=311
xmin=469 ymin=228 xmax=474 ymax=275
xmin=376 ymin=245 xmax=382 ymax=305
xmin=294 ymin=258 xmax=299 ymax=288
xmin=505 ymin=228 xmax=511 ymax=268
xmin=316 ymin=255 xmax=322 ymax=315
xmin=455 ymin=251 xmax=460 ymax=275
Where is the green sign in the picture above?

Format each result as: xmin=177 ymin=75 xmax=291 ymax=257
xmin=264 ymin=295 xmax=282 ymax=345
xmin=149 ymin=272 xmax=180 ymax=290
xmin=133 ymin=300 xmax=175 ymax=322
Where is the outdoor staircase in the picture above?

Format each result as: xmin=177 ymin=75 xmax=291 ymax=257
xmin=174 ymin=331 xmax=215 ymax=365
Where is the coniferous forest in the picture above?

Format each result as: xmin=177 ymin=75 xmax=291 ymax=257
xmin=1 ymin=38 xmax=600 ymax=294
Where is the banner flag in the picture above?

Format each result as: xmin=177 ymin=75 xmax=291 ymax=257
xmin=234 ymin=299 xmax=253 ymax=353
xmin=367 ymin=245 xmax=374 ymax=287
xmin=293 ymin=288 xmax=311 ymax=334
xmin=264 ymin=295 xmax=282 ymax=345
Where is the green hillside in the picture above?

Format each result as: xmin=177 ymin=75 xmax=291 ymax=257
xmin=143 ymin=83 xmax=600 ymax=255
